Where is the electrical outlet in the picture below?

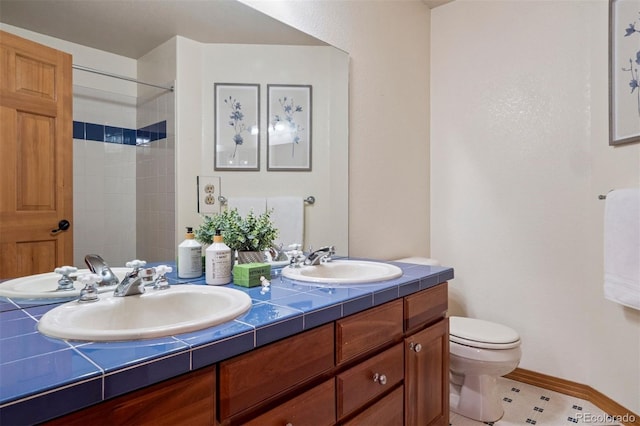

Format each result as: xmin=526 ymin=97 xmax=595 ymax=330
xmin=197 ymin=176 xmax=221 ymax=214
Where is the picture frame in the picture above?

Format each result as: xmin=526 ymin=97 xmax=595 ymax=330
xmin=267 ymin=84 xmax=312 ymax=171
xmin=609 ymin=0 xmax=640 ymax=146
xmin=214 ymin=83 xmax=260 ymax=170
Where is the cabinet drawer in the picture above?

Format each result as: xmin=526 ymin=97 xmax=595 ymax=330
xmin=404 ymin=282 xmax=447 ymax=332
xmin=218 ymin=323 xmax=334 ymax=420
xmin=336 ymin=343 xmax=404 ymax=419
xmin=341 ymin=385 xmax=404 ymax=426
xmin=243 ymin=379 xmax=335 ymax=426
xmin=45 ymin=366 xmax=216 ymax=426
xmin=336 ymin=299 xmax=403 ymax=364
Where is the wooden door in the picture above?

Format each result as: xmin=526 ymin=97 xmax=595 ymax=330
xmin=404 ymin=318 xmax=449 ymax=426
xmin=0 ymin=30 xmax=73 ymax=279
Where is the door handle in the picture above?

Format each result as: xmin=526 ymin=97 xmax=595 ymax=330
xmin=51 ymin=219 xmax=70 ymax=235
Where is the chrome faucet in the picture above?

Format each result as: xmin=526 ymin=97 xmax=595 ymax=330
xmin=54 ymin=266 xmax=78 ymax=291
xmin=113 ymin=260 xmax=147 ymax=297
xmin=286 ymin=244 xmax=305 ymax=268
xmin=84 ymin=254 xmax=120 ymax=287
xmin=78 ymin=273 xmax=102 ymax=303
xmin=304 ymin=245 xmax=335 ymax=266
xmin=269 ymin=244 xmax=289 ymax=262
xmin=113 ymin=261 xmax=172 ymax=297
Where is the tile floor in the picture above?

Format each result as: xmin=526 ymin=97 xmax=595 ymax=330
xmin=449 ymin=377 xmax=621 ymax=426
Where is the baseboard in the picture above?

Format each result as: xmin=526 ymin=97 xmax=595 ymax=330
xmin=505 ymin=368 xmax=640 ymax=426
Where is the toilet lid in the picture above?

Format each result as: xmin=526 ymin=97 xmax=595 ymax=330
xmin=450 ymin=316 xmax=520 ymax=349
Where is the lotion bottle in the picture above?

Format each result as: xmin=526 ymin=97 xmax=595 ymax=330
xmin=205 ymin=230 xmax=232 ymax=285
xmin=178 ymin=227 xmax=203 ymax=279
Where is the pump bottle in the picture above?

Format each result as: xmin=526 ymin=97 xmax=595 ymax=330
xmin=205 ymin=230 xmax=232 ymax=285
xmin=178 ymin=227 xmax=203 ymax=279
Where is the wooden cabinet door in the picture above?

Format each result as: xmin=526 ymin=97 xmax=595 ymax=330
xmin=0 ymin=30 xmax=73 ymax=278
xmin=243 ymin=379 xmax=335 ymax=426
xmin=404 ymin=318 xmax=449 ymax=426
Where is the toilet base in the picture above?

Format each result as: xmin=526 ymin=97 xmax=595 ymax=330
xmin=450 ymin=373 xmax=504 ymax=423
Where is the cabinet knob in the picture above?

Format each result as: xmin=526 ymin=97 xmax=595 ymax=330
xmin=409 ymin=342 xmax=422 ymax=353
xmin=372 ymin=373 xmax=387 ymax=385
xmin=285 ymin=423 xmax=293 ymax=426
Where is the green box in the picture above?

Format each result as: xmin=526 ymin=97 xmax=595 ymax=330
xmin=233 ymin=263 xmax=271 ymax=287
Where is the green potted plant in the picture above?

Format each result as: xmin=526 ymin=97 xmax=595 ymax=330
xmin=195 ymin=208 xmax=279 ymax=263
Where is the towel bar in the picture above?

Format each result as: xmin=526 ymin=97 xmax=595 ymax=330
xmin=598 ymin=189 xmax=615 ymax=200
xmin=218 ymin=195 xmax=315 ymax=206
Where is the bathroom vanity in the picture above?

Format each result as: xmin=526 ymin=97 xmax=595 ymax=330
xmin=0 ymin=261 xmax=453 ymax=425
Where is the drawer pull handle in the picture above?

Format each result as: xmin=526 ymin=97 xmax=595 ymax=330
xmin=409 ymin=342 xmax=422 ymax=353
xmin=372 ymin=373 xmax=387 ymax=385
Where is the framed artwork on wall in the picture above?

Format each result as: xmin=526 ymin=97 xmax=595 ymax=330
xmin=609 ymin=0 xmax=640 ymax=146
xmin=214 ymin=83 xmax=260 ymax=170
xmin=267 ymin=84 xmax=312 ymax=171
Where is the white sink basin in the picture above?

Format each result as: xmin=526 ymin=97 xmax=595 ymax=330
xmin=37 ymin=285 xmax=252 ymax=341
xmin=281 ymin=260 xmax=403 ymax=284
xmin=0 ymin=268 xmax=129 ymax=299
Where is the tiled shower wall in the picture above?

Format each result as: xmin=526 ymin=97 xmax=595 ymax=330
xmin=136 ymin=90 xmax=176 ymax=263
xmin=72 ymin=85 xmax=175 ymax=267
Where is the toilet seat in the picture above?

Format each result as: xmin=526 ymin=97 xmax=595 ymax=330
xmin=450 ymin=316 xmax=520 ymax=349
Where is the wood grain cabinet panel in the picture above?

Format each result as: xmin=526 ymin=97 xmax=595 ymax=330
xmin=404 ymin=282 xmax=448 ymax=332
xmin=336 ymin=299 xmax=403 ymax=364
xmin=44 ymin=366 xmax=216 ymax=426
xmin=341 ymin=385 xmax=404 ymax=426
xmin=243 ymin=379 xmax=335 ymax=426
xmin=337 ymin=343 xmax=404 ymax=419
xmin=404 ymin=318 xmax=450 ymax=426
xmin=218 ymin=323 xmax=334 ymax=421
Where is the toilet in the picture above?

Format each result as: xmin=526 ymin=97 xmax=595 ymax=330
xmin=449 ymin=316 xmax=521 ymax=422
xmin=394 ymin=257 xmax=522 ymax=423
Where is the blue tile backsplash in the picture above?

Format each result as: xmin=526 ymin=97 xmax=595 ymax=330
xmin=0 ymin=260 xmax=454 ymax=425
xmin=73 ymin=120 xmax=167 ymax=145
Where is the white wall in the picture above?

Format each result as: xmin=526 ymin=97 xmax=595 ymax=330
xmin=431 ymin=0 xmax=640 ymax=412
xmin=242 ymin=0 xmax=432 ymax=260
xmin=175 ymin=38 xmax=349 ymax=252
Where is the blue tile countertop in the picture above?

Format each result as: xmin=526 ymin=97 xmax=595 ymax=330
xmin=0 ymin=259 xmax=454 ymax=425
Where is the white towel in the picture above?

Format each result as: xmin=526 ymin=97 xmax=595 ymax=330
xmin=267 ymin=197 xmax=304 ymax=248
xmin=226 ymin=197 xmax=266 ymax=218
xmin=604 ymin=188 xmax=640 ymax=310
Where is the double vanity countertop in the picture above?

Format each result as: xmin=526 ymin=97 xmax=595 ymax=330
xmin=0 ymin=259 xmax=453 ymax=425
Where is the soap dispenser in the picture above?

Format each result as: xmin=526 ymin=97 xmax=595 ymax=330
xmin=205 ymin=230 xmax=232 ymax=285
xmin=178 ymin=227 xmax=203 ymax=279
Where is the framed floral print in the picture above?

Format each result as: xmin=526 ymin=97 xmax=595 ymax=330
xmin=267 ymin=84 xmax=312 ymax=171
xmin=214 ymin=83 xmax=260 ymax=170
xmin=609 ymin=0 xmax=640 ymax=145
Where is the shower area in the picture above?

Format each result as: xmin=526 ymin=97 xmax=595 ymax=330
xmin=71 ymin=61 xmax=176 ymax=268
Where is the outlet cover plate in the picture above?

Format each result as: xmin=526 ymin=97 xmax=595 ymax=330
xmin=197 ymin=176 xmax=221 ymax=214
